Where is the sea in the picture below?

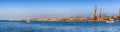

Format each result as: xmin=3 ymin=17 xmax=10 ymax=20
xmin=0 ymin=20 xmax=120 ymax=32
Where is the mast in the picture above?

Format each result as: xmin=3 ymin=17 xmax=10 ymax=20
xmin=93 ymin=5 xmax=97 ymax=21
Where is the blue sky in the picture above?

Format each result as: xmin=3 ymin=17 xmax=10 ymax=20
xmin=0 ymin=0 xmax=120 ymax=20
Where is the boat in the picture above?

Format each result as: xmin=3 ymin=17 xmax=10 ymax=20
xmin=106 ymin=19 xmax=114 ymax=23
xmin=26 ymin=20 xmax=31 ymax=22
xmin=106 ymin=21 xmax=114 ymax=23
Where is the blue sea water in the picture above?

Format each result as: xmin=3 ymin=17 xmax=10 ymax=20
xmin=0 ymin=20 xmax=120 ymax=32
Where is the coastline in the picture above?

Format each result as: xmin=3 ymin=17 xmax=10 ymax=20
xmin=2 ymin=20 xmax=118 ymax=23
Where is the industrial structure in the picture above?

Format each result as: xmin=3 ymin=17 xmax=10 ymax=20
xmin=93 ymin=5 xmax=98 ymax=21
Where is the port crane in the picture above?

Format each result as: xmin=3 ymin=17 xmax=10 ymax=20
xmin=93 ymin=5 xmax=97 ymax=21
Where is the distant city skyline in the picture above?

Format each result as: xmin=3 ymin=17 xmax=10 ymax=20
xmin=0 ymin=0 xmax=120 ymax=20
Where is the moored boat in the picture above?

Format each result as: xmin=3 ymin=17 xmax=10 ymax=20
xmin=106 ymin=19 xmax=114 ymax=23
xmin=26 ymin=20 xmax=31 ymax=22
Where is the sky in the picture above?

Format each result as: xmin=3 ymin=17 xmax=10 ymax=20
xmin=0 ymin=0 xmax=120 ymax=20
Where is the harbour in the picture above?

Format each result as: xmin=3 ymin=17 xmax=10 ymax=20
xmin=0 ymin=20 xmax=120 ymax=32
xmin=23 ymin=5 xmax=120 ymax=23
xmin=0 ymin=0 xmax=120 ymax=32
